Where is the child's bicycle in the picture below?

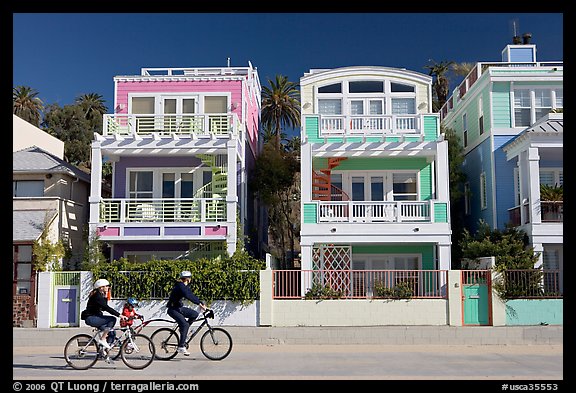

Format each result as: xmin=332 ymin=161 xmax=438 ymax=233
xmin=150 ymin=309 xmax=233 ymax=361
xmin=64 ymin=317 xmax=155 ymax=370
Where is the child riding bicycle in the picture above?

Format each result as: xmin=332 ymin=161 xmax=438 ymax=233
xmin=121 ymin=297 xmax=143 ymax=329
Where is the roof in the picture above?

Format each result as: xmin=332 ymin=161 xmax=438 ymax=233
xmin=502 ymin=114 xmax=563 ymax=151
xmin=12 ymin=146 xmax=91 ymax=183
xmin=13 ymin=209 xmax=57 ymax=242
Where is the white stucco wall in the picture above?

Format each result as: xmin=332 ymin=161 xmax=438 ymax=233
xmin=13 ymin=115 xmax=65 ymax=158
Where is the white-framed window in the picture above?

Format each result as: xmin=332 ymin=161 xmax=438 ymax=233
xmin=332 ymin=170 xmax=418 ymax=201
xmin=316 ymin=79 xmax=417 ymax=117
xmin=318 ymin=99 xmax=342 ymax=115
xmin=513 ymin=87 xmax=563 ymax=127
xmin=540 ymin=168 xmax=563 ymax=187
xmin=13 ymin=180 xmax=44 ymax=197
xmin=127 ymin=167 xmax=213 ymax=199
xmin=480 ymin=172 xmax=487 ymax=210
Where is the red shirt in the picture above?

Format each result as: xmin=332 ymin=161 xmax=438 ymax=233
xmin=120 ymin=304 xmax=139 ymax=327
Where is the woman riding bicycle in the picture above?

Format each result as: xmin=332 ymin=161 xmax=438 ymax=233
xmin=83 ymin=279 xmax=127 ymax=350
xmin=166 ymin=270 xmax=207 ymax=356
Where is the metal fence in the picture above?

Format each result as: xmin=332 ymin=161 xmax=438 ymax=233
xmin=273 ymin=270 xmax=448 ymax=299
xmin=498 ymin=269 xmax=562 ymax=298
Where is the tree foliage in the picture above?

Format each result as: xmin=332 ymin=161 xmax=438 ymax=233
xmin=424 ymin=60 xmax=455 ymax=112
xmin=459 ymin=220 xmax=540 ymax=271
xmin=13 ymin=85 xmax=44 ymax=127
xmin=250 ymin=141 xmax=300 ymax=267
xmin=89 ymin=252 xmax=265 ymax=305
xmin=261 ymin=75 xmax=301 ymax=149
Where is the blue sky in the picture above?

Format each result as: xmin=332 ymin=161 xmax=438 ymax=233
xmin=13 ymin=13 xmax=563 ymax=136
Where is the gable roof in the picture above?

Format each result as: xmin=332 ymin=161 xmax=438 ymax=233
xmin=12 ymin=146 xmax=91 ymax=183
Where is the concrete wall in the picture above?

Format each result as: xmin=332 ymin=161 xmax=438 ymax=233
xmin=34 ymin=269 xmax=563 ymax=328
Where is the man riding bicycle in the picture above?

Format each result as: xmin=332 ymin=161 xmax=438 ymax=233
xmin=166 ymin=271 xmax=207 ymax=356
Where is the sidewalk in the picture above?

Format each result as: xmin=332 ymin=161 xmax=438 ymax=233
xmin=13 ymin=325 xmax=563 ymax=347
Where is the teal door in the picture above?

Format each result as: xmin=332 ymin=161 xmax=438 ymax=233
xmin=462 ymin=270 xmax=491 ymax=326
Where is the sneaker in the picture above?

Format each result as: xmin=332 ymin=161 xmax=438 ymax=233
xmin=104 ymin=356 xmax=115 ymax=365
xmin=126 ymin=343 xmax=135 ymax=351
xmin=177 ymin=346 xmax=190 ymax=356
xmin=97 ymin=339 xmax=112 ymax=350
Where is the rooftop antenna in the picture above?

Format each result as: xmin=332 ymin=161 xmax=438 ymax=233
xmin=227 ymin=57 xmax=230 ymax=67
xmin=510 ymin=18 xmax=521 ymax=44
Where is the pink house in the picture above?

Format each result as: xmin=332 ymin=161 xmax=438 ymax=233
xmin=89 ymin=64 xmax=263 ymax=262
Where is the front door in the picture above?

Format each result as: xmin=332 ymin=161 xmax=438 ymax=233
xmin=56 ymin=287 xmax=77 ymax=326
xmin=462 ymin=270 xmax=491 ymax=326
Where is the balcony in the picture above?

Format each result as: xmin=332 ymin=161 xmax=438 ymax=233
xmin=99 ymin=198 xmax=227 ymax=223
xmin=317 ymin=200 xmax=435 ymax=223
xmin=508 ymin=201 xmax=563 ymax=226
xmin=319 ymin=114 xmax=424 ymax=137
xmin=102 ymin=113 xmax=240 ymax=138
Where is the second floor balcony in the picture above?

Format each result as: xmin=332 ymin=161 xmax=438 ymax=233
xmin=319 ymin=113 xmax=431 ymax=137
xmin=508 ymin=201 xmax=563 ymax=226
xmin=102 ymin=113 xmax=241 ymax=139
xmin=304 ymin=199 xmax=448 ymax=225
xmin=99 ymin=198 xmax=227 ymax=224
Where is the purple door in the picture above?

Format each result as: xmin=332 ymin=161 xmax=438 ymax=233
xmin=56 ymin=288 xmax=77 ymax=324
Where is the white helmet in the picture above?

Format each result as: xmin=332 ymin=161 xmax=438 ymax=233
xmin=94 ymin=278 xmax=110 ymax=289
xmin=180 ymin=270 xmax=192 ymax=278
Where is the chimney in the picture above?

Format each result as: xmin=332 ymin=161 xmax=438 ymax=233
xmin=522 ymin=33 xmax=532 ymax=45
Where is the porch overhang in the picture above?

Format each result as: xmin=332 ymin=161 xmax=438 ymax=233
xmin=310 ymin=139 xmax=441 ymax=158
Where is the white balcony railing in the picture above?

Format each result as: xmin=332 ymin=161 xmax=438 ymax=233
xmin=319 ymin=114 xmax=423 ymax=137
xmin=317 ymin=200 xmax=431 ymax=223
xmin=103 ymin=113 xmax=240 ymax=138
xmin=99 ymin=198 xmax=227 ymax=223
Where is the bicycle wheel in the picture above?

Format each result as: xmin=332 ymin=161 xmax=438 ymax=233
xmin=200 ymin=327 xmax=233 ymax=360
xmin=64 ymin=334 xmax=99 ymax=370
xmin=120 ymin=334 xmax=155 ymax=370
xmin=150 ymin=328 xmax=179 ymax=360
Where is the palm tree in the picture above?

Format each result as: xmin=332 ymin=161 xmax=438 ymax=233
xmin=261 ymin=75 xmax=301 ymax=149
xmin=13 ymin=86 xmax=44 ymax=127
xmin=75 ymin=93 xmax=108 ymax=121
xmin=451 ymin=62 xmax=475 ymax=78
xmin=424 ymin=60 xmax=455 ymax=112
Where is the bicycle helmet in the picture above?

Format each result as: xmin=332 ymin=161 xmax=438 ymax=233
xmin=93 ymin=278 xmax=110 ymax=289
xmin=180 ymin=270 xmax=192 ymax=278
xmin=127 ymin=297 xmax=139 ymax=307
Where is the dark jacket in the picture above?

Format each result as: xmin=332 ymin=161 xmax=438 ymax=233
xmin=167 ymin=281 xmax=202 ymax=309
xmin=84 ymin=291 xmax=120 ymax=318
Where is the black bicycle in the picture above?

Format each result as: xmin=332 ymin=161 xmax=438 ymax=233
xmin=150 ymin=309 xmax=232 ymax=361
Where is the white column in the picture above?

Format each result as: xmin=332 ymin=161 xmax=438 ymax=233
xmin=226 ymin=141 xmax=238 ymax=255
xmin=526 ymin=147 xmax=541 ymax=224
xmin=437 ymin=243 xmax=451 ymax=271
xmin=532 ymin=243 xmax=544 ymax=269
xmin=300 ymin=142 xmax=312 ymax=202
xmin=435 ymin=140 xmax=449 ymax=201
xmin=88 ymin=143 xmax=102 ymax=235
